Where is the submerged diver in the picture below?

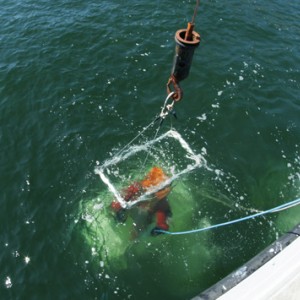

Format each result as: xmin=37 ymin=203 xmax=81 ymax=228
xmin=111 ymin=167 xmax=172 ymax=236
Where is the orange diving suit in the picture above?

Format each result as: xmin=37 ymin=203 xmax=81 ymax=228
xmin=111 ymin=167 xmax=172 ymax=236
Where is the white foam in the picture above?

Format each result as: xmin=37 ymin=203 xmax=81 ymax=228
xmin=196 ymin=114 xmax=207 ymax=122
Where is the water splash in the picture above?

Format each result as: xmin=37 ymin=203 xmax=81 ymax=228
xmin=95 ymin=129 xmax=210 ymax=208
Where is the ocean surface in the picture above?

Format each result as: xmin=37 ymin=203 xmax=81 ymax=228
xmin=1 ymin=0 xmax=299 ymax=299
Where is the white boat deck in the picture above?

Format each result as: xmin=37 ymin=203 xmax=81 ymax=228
xmin=193 ymin=225 xmax=300 ymax=300
xmin=217 ymin=236 xmax=300 ymax=300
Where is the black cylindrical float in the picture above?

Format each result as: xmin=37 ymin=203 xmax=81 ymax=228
xmin=171 ymin=28 xmax=200 ymax=82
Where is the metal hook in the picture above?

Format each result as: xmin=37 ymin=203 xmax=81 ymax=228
xmin=159 ymin=92 xmax=175 ymax=119
xmin=154 ymin=92 xmax=177 ymax=127
xmin=167 ymin=76 xmax=183 ymax=102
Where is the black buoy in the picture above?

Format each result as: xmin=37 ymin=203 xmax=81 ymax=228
xmin=172 ymin=24 xmax=200 ymax=83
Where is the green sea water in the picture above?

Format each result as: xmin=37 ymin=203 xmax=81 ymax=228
xmin=1 ymin=1 xmax=300 ymax=299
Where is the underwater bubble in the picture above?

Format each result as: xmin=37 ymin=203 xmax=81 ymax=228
xmin=93 ymin=203 xmax=104 ymax=210
xmin=81 ymin=214 xmax=94 ymax=223
xmin=5 ymin=276 xmax=12 ymax=288
xmin=91 ymin=248 xmax=97 ymax=256
xmin=12 ymin=251 xmax=20 ymax=258
xmin=24 ymin=256 xmax=30 ymax=264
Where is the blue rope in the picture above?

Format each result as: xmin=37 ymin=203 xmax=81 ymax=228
xmin=157 ymin=197 xmax=300 ymax=236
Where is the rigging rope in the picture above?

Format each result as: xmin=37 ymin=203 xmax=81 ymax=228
xmin=155 ymin=197 xmax=300 ymax=235
xmin=115 ymin=91 xmax=175 ymax=161
xmin=191 ymin=0 xmax=200 ymax=24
